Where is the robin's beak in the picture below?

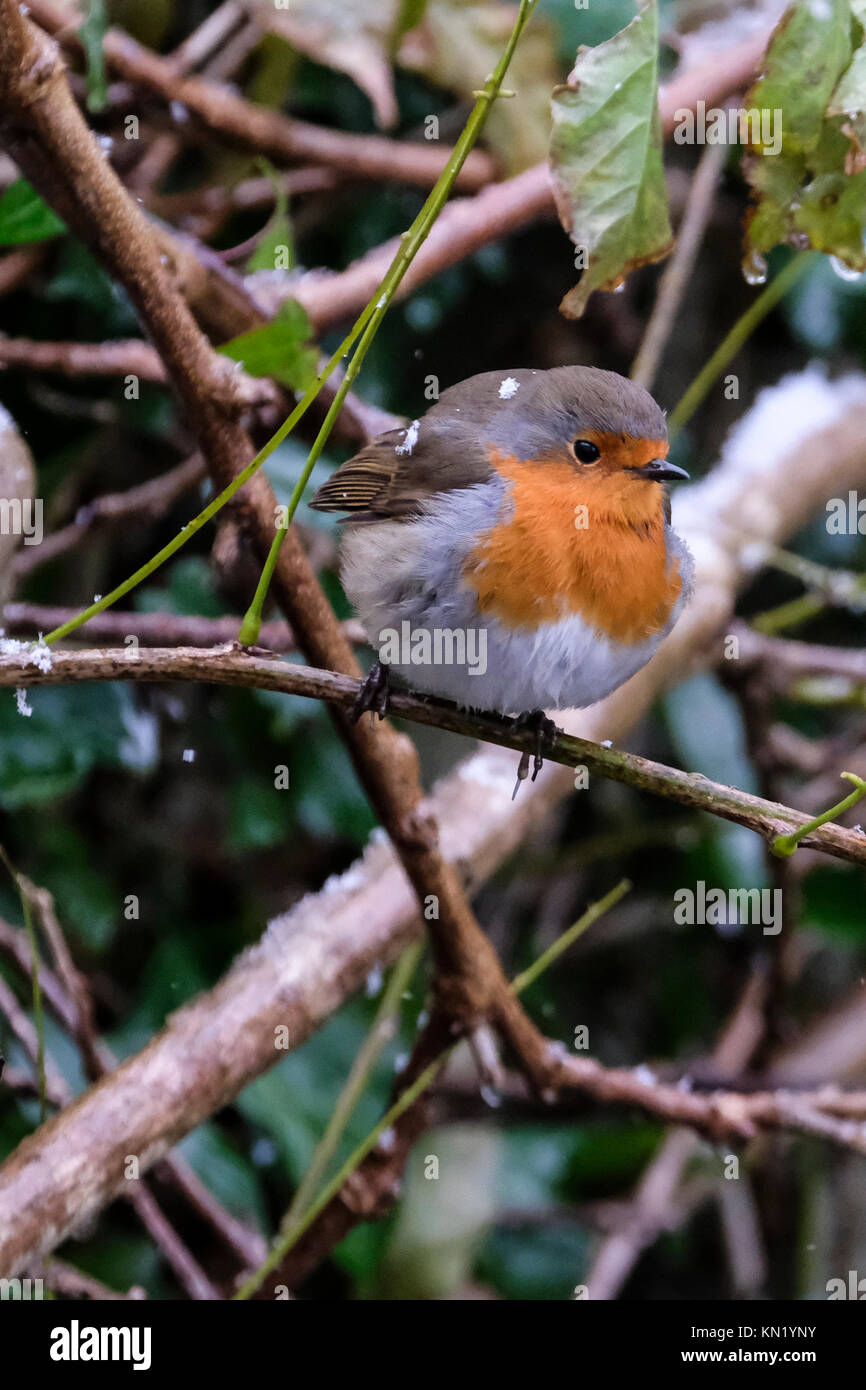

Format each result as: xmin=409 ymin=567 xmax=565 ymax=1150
xmin=628 ymin=458 xmax=690 ymax=483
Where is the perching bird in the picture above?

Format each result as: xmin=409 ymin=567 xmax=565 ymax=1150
xmin=311 ymin=366 xmax=692 ymax=771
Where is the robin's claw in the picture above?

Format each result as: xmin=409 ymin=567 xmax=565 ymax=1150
xmin=351 ymin=660 xmax=391 ymax=725
xmin=512 ymin=750 xmax=531 ymax=801
xmin=510 ymin=709 xmax=559 ymax=786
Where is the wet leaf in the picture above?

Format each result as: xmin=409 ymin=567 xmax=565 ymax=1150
xmin=549 ymin=0 xmax=672 ymax=319
xmin=218 ymin=299 xmax=317 ymax=393
xmin=80 ymin=0 xmax=109 ymax=113
xmin=0 ymin=180 xmax=66 ymax=246
xmin=743 ymin=0 xmax=866 ymax=273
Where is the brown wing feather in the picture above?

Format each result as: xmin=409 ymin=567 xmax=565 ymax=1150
xmin=310 ymin=420 xmax=492 ymax=522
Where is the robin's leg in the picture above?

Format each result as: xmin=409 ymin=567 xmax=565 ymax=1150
xmin=510 ymin=708 xmax=560 ymax=798
xmin=351 ymin=660 xmax=392 ymax=724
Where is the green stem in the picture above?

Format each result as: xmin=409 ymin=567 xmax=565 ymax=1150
xmin=772 ymin=772 xmax=866 ymax=858
xmin=238 ymin=0 xmax=539 ymax=645
xmin=751 ymin=592 xmax=826 ymax=635
xmin=668 ymin=251 xmax=817 ymax=438
xmin=0 ymin=846 xmax=46 ymax=1122
xmin=509 ymin=878 xmax=631 ymax=995
xmin=234 ymin=875 xmax=630 ymax=1301
xmin=750 ymin=548 xmax=866 ymax=635
xmin=282 ymin=941 xmax=423 ymax=1227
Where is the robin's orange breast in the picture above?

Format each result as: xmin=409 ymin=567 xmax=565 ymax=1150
xmin=463 ymin=452 xmax=684 ymax=645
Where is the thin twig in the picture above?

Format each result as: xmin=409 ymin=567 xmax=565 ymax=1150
xmin=13 ymin=454 xmax=206 ymax=579
xmin=3 ymin=642 xmax=863 ymax=867
xmin=631 ymin=139 xmax=728 ymax=390
xmin=2 ymin=604 xmax=366 ymax=650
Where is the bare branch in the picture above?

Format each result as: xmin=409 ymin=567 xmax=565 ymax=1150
xmin=2 ymin=641 xmax=864 ymax=867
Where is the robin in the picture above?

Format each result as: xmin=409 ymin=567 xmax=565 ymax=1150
xmin=311 ymin=366 xmax=692 ymax=780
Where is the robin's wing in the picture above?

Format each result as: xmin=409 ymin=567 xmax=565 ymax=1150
xmin=310 ymin=420 xmax=492 ymax=523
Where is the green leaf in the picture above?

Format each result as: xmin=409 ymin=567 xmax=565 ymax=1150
xmin=0 ymin=180 xmax=66 ymax=246
xmin=743 ymin=0 xmax=866 ymax=273
xmin=549 ymin=0 xmax=672 ymax=318
xmin=80 ymin=0 xmax=109 ymax=114
xmin=749 ymin=0 xmax=852 ymax=155
xmin=477 ymin=1224 xmax=591 ymax=1301
xmin=218 ymin=300 xmax=318 ymax=394
xmin=247 ymin=211 xmax=295 ymax=274
xmin=247 ymin=158 xmax=295 ymax=273
xmin=0 ymin=684 xmax=158 ymax=809
xmin=227 ymin=772 xmax=293 ymax=852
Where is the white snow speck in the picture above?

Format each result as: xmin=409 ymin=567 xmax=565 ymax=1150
xmin=182 ymin=748 xmax=196 ymax=763
xmin=498 ymin=376 xmax=520 ymax=399
xmin=15 ymin=688 xmax=32 ymax=717
xmin=600 ymin=739 xmax=613 ymax=748
xmin=170 ymin=101 xmax=190 ymax=124
xmin=365 ymin=964 xmax=383 ymax=997
xmin=395 ymin=419 xmax=420 ymax=456
xmin=0 ymin=636 xmax=53 ymax=672
xmin=633 ymin=1064 xmax=657 ymax=1086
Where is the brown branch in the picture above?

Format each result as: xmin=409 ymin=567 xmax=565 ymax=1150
xmin=124 ymin=1180 xmax=220 ymax=1301
xmin=33 ymin=1256 xmax=146 ymax=1300
xmin=585 ymin=964 xmax=771 ymax=1300
xmin=0 ymin=911 xmax=267 ymax=1272
xmin=630 ymin=137 xmax=728 ymax=390
xmin=3 ymin=603 xmax=365 ymax=651
xmin=27 ymin=0 xmax=496 ymax=191
xmin=2 ymin=642 xmax=864 ymax=867
xmin=148 ymin=168 xmax=339 ymax=231
xmin=0 ymin=246 xmax=46 ymax=297
xmin=169 ymin=1 xmax=247 ymax=76
xmin=13 ymin=452 xmax=206 ymax=578
xmin=0 ymin=331 xmax=399 ymax=449
xmin=0 ymin=335 xmax=169 ymax=382
xmin=732 ymin=621 xmax=866 ymax=688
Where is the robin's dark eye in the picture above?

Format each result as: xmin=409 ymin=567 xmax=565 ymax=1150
xmin=572 ymin=439 xmax=600 ymax=464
